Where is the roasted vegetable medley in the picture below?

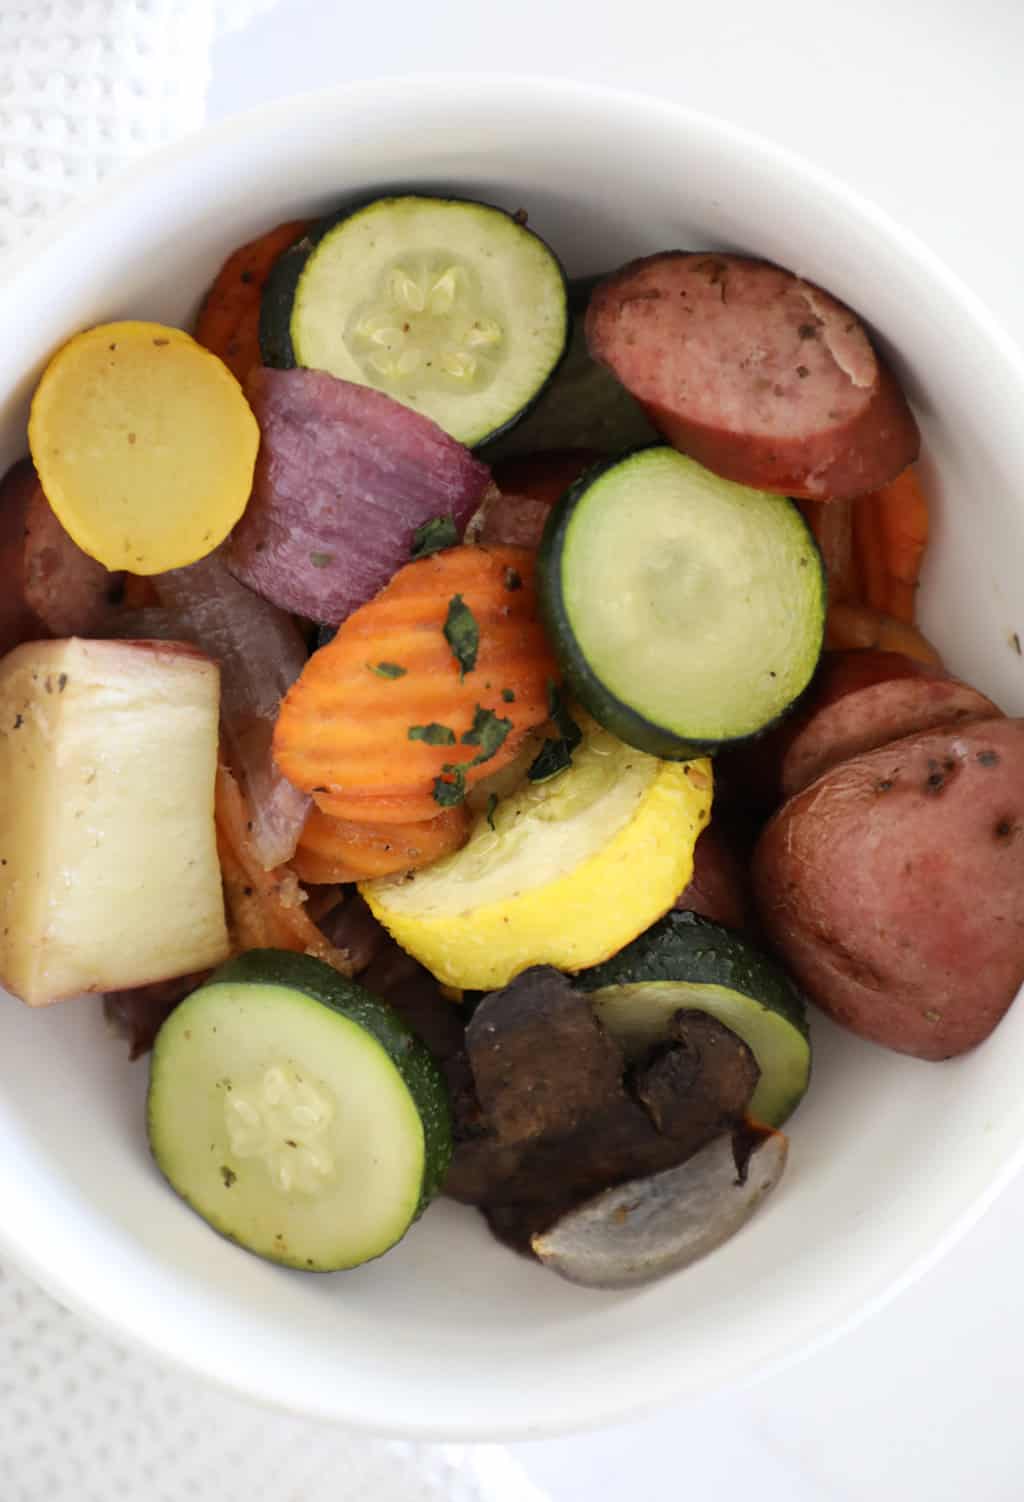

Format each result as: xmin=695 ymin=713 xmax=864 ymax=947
xmin=2 ymin=193 xmax=1022 ymax=1288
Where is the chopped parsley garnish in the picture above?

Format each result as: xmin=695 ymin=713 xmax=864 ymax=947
xmin=485 ymin=793 xmax=498 ymax=830
xmin=410 ymin=514 xmax=459 ymax=559
xmin=527 ymin=681 xmax=583 ymax=783
xmin=461 ymin=705 xmax=512 ymax=760
xmin=408 ymin=722 xmax=456 ymax=746
xmin=550 ymin=681 xmax=582 ymax=745
xmin=369 ymin=661 xmax=407 ymax=679
xmin=503 ymin=567 xmax=522 ymax=592
xmin=443 ymin=593 xmax=479 ymax=680
xmin=525 ymin=738 xmax=573 ymax=782
xmin=309 ymin=551 xmax=333 ymax=568
xmin=431 ymin=704 xmax=513 ymax=808
xmin=501 ymin=688 xmax=515 ymax=703
xmin=433 ymin=767 xmax=467 ymax=806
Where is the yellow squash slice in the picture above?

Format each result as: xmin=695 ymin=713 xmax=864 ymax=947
xmin=360 ymin=716 xmax=712 ymax=991
xmin=28 ymin=321 xmax=258 ymax=574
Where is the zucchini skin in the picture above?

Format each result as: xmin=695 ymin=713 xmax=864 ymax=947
xmin=577 ymin=909 xmax=810 ymax=1041
xmin=258 ymin=192 xmax=571 ymax=450
xmin=258 ymin=224 xmax=315 ymax=369
xmin=191 ymin=948 xmax=453 ymax=1212
xmin=536 ymin=451 xmax=828 ymax=760
xmin=259 ymin=193 xmax=372 ymax=370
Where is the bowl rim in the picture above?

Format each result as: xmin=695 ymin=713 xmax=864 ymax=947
xmin=3 ymin=71 xmax=1024 ymax=1439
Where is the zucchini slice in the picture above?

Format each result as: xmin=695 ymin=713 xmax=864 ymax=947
xmin=577 ymin=910 xmax=811 ymax=1125
xmin=360 ymin=714 xmax=712 ymax=991
xmin=260 ymin=194 xmax=568 ymax=448
xmin=147 ymin=950 xmax=452 ymax=1271
xmin=537 ymin=447 xmax=826 ymax=758
xmin=480 ymin=309 xmax=658 ymax=461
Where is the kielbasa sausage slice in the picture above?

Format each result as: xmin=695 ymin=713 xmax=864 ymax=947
xmin=586 ymin=253 xmax=919 ymax=501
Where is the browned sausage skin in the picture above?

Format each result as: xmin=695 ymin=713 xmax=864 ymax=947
xmin=0 ymin=457 xmax=121 ymax=656
xmin=23 ymin=474 xmax=123 ymax=637
xmin=585 ymin=253 xmax=920 ymax=501
xmin=753 ymin=717 xmax=1024 ymax=1060
xmin=0 ymin=459 xmax=45 ymax=655
xmin=675 ymin=821 xmax=752 ymax=934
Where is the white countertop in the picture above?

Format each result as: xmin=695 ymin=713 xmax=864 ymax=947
xmin=207 ymin=6 xmax=1024 ymax=1496
xmin=5 ymin=4 xmax=1022 ymax=1498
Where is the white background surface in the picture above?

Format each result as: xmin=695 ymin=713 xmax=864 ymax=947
xmin=205 ymin=6 xmax=1024 ymax=1497
xmin=4 ymin=2 xmax=1022 ymax=1498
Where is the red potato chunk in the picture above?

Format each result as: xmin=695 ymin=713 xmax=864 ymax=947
xmin=753 ymin=718 xmax=1024 ymax=1060
xmin=779 ymin=650 xmax=1002 ymax=798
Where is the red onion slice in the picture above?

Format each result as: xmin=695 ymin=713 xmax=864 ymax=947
xmin=227 ymin=367 xmax=492 ymax=622
xmin=154 ymin=552 xmax=311 ymax=869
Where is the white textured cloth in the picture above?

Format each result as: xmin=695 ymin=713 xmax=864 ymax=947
xmin=0 ymin=6 xmax=549 ymax=1496
xmin=0 ymin=1252 xmax=548 ymax=1502
xmin=0 ymin=0 xmax=275 ymax=250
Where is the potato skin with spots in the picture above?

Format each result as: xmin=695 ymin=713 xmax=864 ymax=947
xmin=778 ymin=650 xmax=1002 ymax=798
xmin=752 ymin=717 xmax=1024 ymax=1060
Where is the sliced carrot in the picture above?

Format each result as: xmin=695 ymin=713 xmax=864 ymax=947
xmin=290 ymin=848 xmax=367 ymax=886
xmin=825 ymin=602 xmax=942 ymax=665
xmin=313 ymin=788 xmax=448 ymax=825
xmin=850 ymin=465 xmax=930 ymax=623
xmin=872 ymin=466 xmax=929 ymax=622
xmin=296 ymin=803 xmax=470 ymax=882
xmin=194 ymin=219 xmax=309 ymax=383
xmin=797 ymin=499 xmax=858 ymax=603
xmin=851 ymin=494 xmax=890 ymax=617
xmin=214 ymin=762 xmax=356 ymax=969
xmin=273 ymin=545 xmax=559 ymax=809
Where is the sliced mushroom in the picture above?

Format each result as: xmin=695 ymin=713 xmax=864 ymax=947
xmin=444 ymin=970 xmax=767 ymax=1261
xmin=465 ymin=966 xmax=625 ymax=1145
xmin=530 ymin=1128 xmax=788 ymax=1289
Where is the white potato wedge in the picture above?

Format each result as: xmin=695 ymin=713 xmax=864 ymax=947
xmin=0 ymin=636 xmax=229 ymax=1005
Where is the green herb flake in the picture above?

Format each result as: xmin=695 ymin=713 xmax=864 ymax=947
xmin=528 ymin=681 xmax=583 ymax=783
xmin=485 ymin=793 xmax=498 ymax=830
xmin=525 ymin=738 xmax=574 ymax=783
xmin=443 ymin=593 xmax=479 ymax=680
xmin=549 ymin=680 xmax=583 ymax=746
xmin=310 ymin=551 xmax=334 ymax=568
xmin=411 ymin=514 xmax=459 ymax=559
xmin=504 ymin=567 xmax=523 ymax=592
xmin=430 ymin=703 xmax=514 ymax=809
xmin=409 ymin=722 xmax=457 ymax=746
xmin=501 ymin=688 xmax=515 ymax=703
xmin=369 ymin=661 xmax=407 ymax=679
xmin=433 ymin=765 xmax=467 ymax=806
xmin=461 ymin=705 xmax=512 ymax=763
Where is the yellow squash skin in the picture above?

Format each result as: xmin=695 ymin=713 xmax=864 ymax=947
xmin=28 ymin=320 xmax=258 ymax=574
xmin=361 ymin=720 xmax=712 ymax=991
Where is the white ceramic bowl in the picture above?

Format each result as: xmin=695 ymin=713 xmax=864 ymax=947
xmin=2 ymin=76 xmax=1024 ymax=1440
